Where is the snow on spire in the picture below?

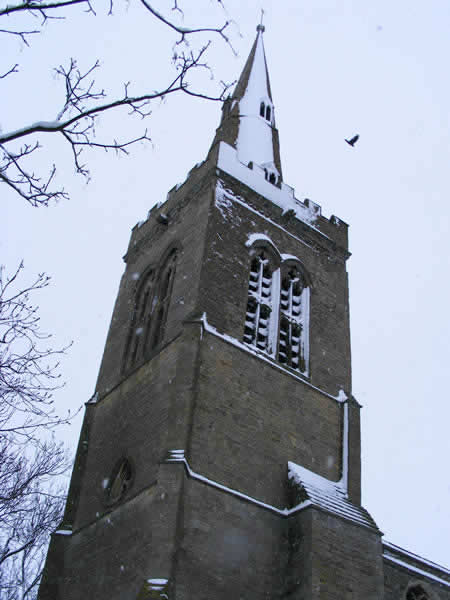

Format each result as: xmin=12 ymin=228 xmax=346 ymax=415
xmin=208 ymin=25 xmax=283 ymax=184
xmin=232 ymin=25 xmax=281 ymax=183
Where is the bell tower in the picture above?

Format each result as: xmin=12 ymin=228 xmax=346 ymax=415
xmin=39 ymin=26 xmax=386 ymax=600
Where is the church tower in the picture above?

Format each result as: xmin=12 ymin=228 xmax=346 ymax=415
xmin=39 ymin=26 xmax=449 ymax=600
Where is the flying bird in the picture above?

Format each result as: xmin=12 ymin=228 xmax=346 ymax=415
xmin=345 ymin=134 xmax=359 ymax=147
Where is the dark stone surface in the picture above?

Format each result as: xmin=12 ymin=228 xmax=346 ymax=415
xmin=38 ymin=145 xmax=449 ymax=600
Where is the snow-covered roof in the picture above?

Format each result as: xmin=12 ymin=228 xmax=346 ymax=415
xmin=383 ymin=541 xmax=450 ymax=587
xmin=288 ymin=461 xmax=379 ymax=530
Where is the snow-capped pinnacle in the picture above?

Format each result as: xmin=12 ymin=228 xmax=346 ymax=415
xmin=233 ymin=26 xmax=280 ymax=182
xmin=208 ymin=26 xmax=283 ymax=185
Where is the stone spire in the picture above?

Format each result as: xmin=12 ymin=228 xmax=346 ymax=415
xmin=209 ymin=25 xmax=283 ymax=183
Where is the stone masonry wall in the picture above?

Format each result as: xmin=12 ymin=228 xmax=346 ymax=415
xmin=384 ymin=559 xmax=450 ymax=600
xmin=189 ymin=331 xmax=343 ymax=508
xmin=73 ymin=340 xmax=178 ymax=531
xmin=308 ymin=508 xmax=384 ymax=599
xmin=174 ymin=475 xmax=286 ymax=600
xmin=200 ymin=172 xmax=352 ymax=398
xmin=95 ymin=164 xmax=214 ymax=397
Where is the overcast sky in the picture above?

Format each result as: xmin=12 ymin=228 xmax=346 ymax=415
xmin=2 ymin=0 xmax=449 ymax=568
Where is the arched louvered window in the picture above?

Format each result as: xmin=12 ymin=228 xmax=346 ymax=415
xmin=265 ymin=105 xmax=271 ymax=121
xmin=406 ymin=585 xmax=429 ymax=600
xmin=148 ymin=249 xmax=177 ymax=351
xmin=124 ymin=269 xmax=155 ymax=371
xmin=260 ymin=101 xmax=265 ymax=117
xmin=278 ymin=265 xmax=309 ymax=374
xmin=243 ymin=250 xmax=274 ymax=353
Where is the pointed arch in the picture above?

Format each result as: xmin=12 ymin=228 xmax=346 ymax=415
xmin=123 ymin=244 xmax=180 ymax=372
xmin=278 ymin=261 xmax=310 ymax=374
xmin=243 ymin=245 xmax=280 ymax=354
xmin=104 ymin=457 xmax=134 ymax=505
xmin=146 ymin=246 xmax=178 ymax=352
xmin=278 ymin=258 xmax=310 ymax=374
xmin=260 ymin=101 xmax=265 ymax=117
xmin=123 ymin=267 xmax=156 ymax=372
xmin=243 ymin=240 xmax=311 ymax=374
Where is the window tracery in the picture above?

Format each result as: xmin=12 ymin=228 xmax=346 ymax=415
xmin=243 ymin=244 xmax=309 ymax=375
xmin=278 ymin=266 xmax=309 ymax=374
xmin=243 ymin=250 xmax=274 ymax=352
xmin=123 ymin=248 xmax=178 ymax=371
xmin=148 ymin=249 xmax=177 ymax=351
xmin=124 ymin=269 xmax=155 ymax=371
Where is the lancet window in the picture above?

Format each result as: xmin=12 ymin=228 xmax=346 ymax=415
xmin=243 ymin=243 xmax=310 ymax=375
xmin=263 ymin=169 xmax=278 ymax=186
xmin=123 ymin=248 xmax=178 ymax=371
xmin=124 ymin=269 xmax=155 ymax=371
xmin=259 ymin=101 xmax=272 ymax=123
xmin=243 ymin=250 xmax=275 ymax=353
xmin=149 ymin=249 xmax=177 ymax=350
xmin=278 ymin=266 xmax=309 ymax=374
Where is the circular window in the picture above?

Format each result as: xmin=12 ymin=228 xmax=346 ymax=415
xmin=406 ymin=586 xmax=429 ymax=600
xmin=105 ymin=458 xmax=134 ymax=505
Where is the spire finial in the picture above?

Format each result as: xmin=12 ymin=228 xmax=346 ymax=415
xmin=257 ymin=9 xmax=265 ymax=33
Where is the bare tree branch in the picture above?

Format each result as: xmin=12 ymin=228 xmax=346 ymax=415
xmin=0 ymin=44 xmax=230 ymax=147
xmin=0 ymin=64 xmax=19 ymax=79
xmin=0 ymin=0 xmax=237 ymax=206
xmin=0 ymin=440 xmax=67 ymax=600
xmin=0 ymin=28 xmax=39 ymax=45
xmin=0 ymin=40 xmax=234 ymax=205
xmin=139 ymin=0 xmax=233 ymax=48
xmin=0 ymin=262 xmax=74 ymax=437
xmin=0 ymin=0 xmax=89 ymax=18
xmin=0 ymin=263 xmax=73 ymax=599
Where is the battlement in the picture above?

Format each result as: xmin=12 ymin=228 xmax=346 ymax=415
xmin=216 ymin=141 xmax=347 ymax=233
xmin=131 ymin=143 xmax=348 ymax=258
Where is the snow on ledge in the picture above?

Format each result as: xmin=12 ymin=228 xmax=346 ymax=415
xmin=281 ymin=252 xmax=302 ymax=263
xmin=166 ymin=450 xmax=376 ymax=531
xmin=197 ymin=312 xmax=343 ymax=404
xmin=216 ymin=180 xmax=317 ymax=253
xmin=288 ymin=461 xmax=346 ymax=496
xmin=147 ymin=579 xmax=168 ymax=587
xmin=85 ymin=391 xmax=99 ymax=405
xmin=383 ymin=541 xmax=450 ymax=576
xmin=245 ymin=235 xmax=304 ymax=267
xmin=245 ymin=232 xmax=276 ymax=248
xmin=383 ymin=554 xmax=450 ymax=588
xmin=166 ymin=450 xmax=311 ymax=517
xmin=146 ymin=578 xmax=169 ymax=597
xmin=288 ymin=458 xmax=380 ymax=530
xmin=217 ymin=141 xmax=321 ymax=228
